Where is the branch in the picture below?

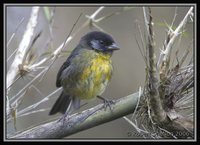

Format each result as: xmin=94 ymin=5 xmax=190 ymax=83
xmin=10 ymin=92 xmax=140 ymax=139
xmin=157 ymin=7 xmax=193 ymax=69
xmin=7 ymin=7 xmax=40 ymax=90
xmin=144 ymin=7 xmax=166 ymax=123
xmin=140 ymin=7 xmax=194 ymax=138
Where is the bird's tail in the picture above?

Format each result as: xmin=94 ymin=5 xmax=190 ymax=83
xmin=49 ymin=91 xmax=80 ymax=115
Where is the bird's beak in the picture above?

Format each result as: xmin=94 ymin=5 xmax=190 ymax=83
xmin=107 ymin=43 xmax=120 ymax=51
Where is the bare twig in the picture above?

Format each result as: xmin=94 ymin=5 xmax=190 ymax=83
xmin=10 ymin=68 xmax=48 ymax=103
xmin=7 ymin=17 xmax=25 ymax=50
xmin=131 ymin=87 xmax=142 ymax=120
xmin=123 ymin=116 xmax=149 ymax=134
xmin=16 ymin=88 xmax=62 ymax=119
xmin=134 ymin=21 xmax=148 ymax=66
xmin=37 ymin=13 xmax=83 ymax=82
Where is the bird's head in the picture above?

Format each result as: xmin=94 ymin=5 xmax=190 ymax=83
xmin=80 ymin=31 xmax=120 ymax=53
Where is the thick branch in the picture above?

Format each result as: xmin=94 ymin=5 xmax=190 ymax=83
xmin=10 ymin=92 xmax=139 ymax=139
xmin=145 ymin=7 xmax=166 ymax=123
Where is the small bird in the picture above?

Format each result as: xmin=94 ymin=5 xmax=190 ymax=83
xmin=49 ymin=31 xmax=119 ymax=121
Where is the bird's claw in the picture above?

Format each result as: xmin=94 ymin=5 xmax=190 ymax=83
xmin=97 ymin=95 xmax=115 ymax=111
xmin=103 ymin=99 xmax=115 ymax=111
xmin=57 ymin=113 xmax=69 ymax=125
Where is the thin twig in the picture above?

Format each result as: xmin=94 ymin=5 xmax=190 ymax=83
xmin=131 ymin=87 xmax=142 ymax=120
xmin=17 ymin=88 xmax=62 ymax=117
xmin=10 ymin=67 xmax=48 ymax=103
xmin=7 ymin=17 xmax=25 ymax=49
xmin=38 ymin=13 xmax=82 ymax=82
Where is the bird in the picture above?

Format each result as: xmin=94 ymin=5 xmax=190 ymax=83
xmin=49 ymin=31 xmax=119 ymax=122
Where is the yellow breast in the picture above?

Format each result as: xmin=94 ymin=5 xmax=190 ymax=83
xmin=62 ymin=49 xmax=113 ymax=100
xmin=78 ymin=52 xmax=113 ymax=99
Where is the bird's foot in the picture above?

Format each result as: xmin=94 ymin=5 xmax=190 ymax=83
xmin=57 ymin=112 xmax=70 ymax=125
xmin=97 ymin=96 xmax=115 ymax=111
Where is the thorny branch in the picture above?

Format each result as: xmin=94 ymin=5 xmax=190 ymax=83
xmin=129 ymin=7 xmax=194 ymax=139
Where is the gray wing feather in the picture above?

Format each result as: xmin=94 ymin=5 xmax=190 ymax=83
xmin=56 ymin=46 xmax=81 ymax=87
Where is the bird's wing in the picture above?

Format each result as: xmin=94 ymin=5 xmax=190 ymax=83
xmin=56 ymin=45 xmax=83 ymax=87
xmin=56 ymin=58 xmax=70 ymax=87
xmin=56 ymin=47 xmax=78 ymax=87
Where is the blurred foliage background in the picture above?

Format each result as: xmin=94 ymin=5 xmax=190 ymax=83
xmin=6 ymin=5 xmax=193 ymax=138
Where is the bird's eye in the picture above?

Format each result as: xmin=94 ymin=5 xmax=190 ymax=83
xmin=99 ymin=40 xmax=104 ymax=44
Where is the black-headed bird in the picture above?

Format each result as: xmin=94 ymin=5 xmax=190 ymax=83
xmin=49 ymin=31 xmax=119 ymax=121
